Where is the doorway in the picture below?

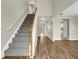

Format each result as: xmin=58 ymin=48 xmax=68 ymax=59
xmin=61 ymin=19 xmax=69 ymax=40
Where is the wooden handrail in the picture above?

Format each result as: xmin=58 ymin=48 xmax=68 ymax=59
xmin=32 ymin=8 xmax=37 ymax=29
xmin=29 ymin=8 xmax=37 ymax=58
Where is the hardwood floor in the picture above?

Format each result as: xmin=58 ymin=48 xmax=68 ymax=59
xmin=3 ymin=36 xmax=78 ymax=59
xmin=33 ymin=36 xmax=78 ymax=59
xmin=2 ymin=56 xmax=29 ymax=59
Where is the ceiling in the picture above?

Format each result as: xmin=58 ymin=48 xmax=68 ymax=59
xmin=62 ymin=1 xmax=78 ymax=16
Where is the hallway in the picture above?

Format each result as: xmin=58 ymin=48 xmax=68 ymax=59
xmin=34 ymin=36 xmax=78 ymax=59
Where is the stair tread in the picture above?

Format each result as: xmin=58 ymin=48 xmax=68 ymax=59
xmin=14 ymin=37 xmax=29 ymax=39
xmin=17 ymin=30 xmax=29 ymax=33
xmin=15 ymin=33 xmax=30 ymax=37
xmin=19 ymin=27 xmax=29 ymax=29
xmin=10 ymin=42 xmax=29 ymax=45
xmin=13 ymin=38 xmax=29 ymax=40
xmin=16 ymin=33 xmax=30 ymax=35
xmin=14 ymin=36 xmax=30 ymax=39
xmin=13 ymin=39 xmax=29 ymax=43
xmin=8 ymin=45 xmax=29 ymax=49
xmin=5 ymin=48 xmax=29 ymax=52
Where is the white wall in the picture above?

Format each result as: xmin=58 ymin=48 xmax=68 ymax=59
xmin=53 ymin=0 xmax=78 ymax=40
xmin=36 ymin=0 xmax=53 ymax=16
xmin=53 ymin=0 xmax=77 ymax=16
xmin=53 ymin=15 xmax=78 ymax=40
xmin=69 ymin=16 xmax=78 ymax=40
xmin=46 ymin=17 xmax=53 ymax=40
xmin=53 ymin=14 xmax=62 ymax=40
xmin=62 ymin=16 xmax=78 ymax=40
xmin=1 ymin=0 xmax=28 ymax=49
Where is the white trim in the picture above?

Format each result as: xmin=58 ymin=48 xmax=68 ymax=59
xmin=53 ymin=39 xmax=61 ymax=41
xmin=69 ymin=39 xmax=78 ymax=40
xmin=1 ymin=11 xmax=27 ymax=58
xmin=55 ymin=39 xmax=78 ymax=41
xmin=7 ymin=7 xmax=28 ymax=31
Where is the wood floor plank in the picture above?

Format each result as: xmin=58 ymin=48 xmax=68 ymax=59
xmin=3 ymin=56 xmax=29 ymax=59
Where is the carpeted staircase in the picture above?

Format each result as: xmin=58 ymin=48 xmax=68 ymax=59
xmin=4 ymin=14 xmax=35 ymax=57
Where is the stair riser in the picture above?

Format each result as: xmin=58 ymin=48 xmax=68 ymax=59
xmin=15 ymin=34 xmax=30 ymax=37
xmin=17 ymin=31 xmax=29 ymax=33
xmin=17 ymin=30 xmax=29 ymax=33
xmin=21 ymin=25 xmax=32 ymax=27
xmin=23 ymin=21 xmax=32 ymax=23
xmin=13 ymin=38 xmax=30 ymax=42
xmin=9 ymin=42 xmax=29 ymax=48
xmin=14 ymin=36 xmax=30 ymax=39
xmin=16 ymin=32 xmax=29 ymax=34
xmin=19 ymin=27 xmax=29 ymax=30
xmin=13 ymin=39 xmax=29 ymax=42
xmin=21 ymin=24 xmax=32 ymax=26
xmin=5 ymin=53 xmax=29 ymax=56
xmin=22 ymin=23 xmax=32 ymax=24
xmin=23 ymin=21 xmax=32 ymax=22
xmin=23 ymin=22 xmax=32 ymax=24
xmin=5 ymin=50 xmax=29 ymax=56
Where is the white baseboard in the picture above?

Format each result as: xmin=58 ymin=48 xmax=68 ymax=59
xmin=54 ymin=39 xmax=78 ymax=40
xmin=69 ymin=39 xmax=78 ymax=40
xmin=1 ymin=13 xmax=27 ymax=58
